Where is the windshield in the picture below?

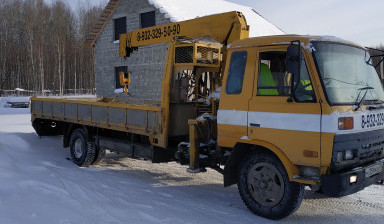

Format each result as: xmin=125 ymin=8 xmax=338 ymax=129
xmin=313 ymin=42 xmax=384 ymax=105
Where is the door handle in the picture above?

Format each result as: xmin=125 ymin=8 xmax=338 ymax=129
xmin=250 ymin=123 xmax=260 ymax=127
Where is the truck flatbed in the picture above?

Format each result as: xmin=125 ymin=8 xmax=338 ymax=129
xmin=31 ymin=96 xmax=162 ymax=139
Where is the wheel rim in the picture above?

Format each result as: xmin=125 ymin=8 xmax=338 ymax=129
xmin=246 ymin=162 xmax=285 ymax=207
xmin=74 ymin=138 xmax=84 ymax=159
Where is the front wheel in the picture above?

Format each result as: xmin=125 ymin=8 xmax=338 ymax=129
xmin=237 ymin=151 xmax=304 ymax=220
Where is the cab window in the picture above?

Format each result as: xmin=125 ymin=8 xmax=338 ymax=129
xmin=226 ymin=51 xmax=247 ymax=94
xmin=257 ymin=51 xmax=315 ymax=102
xmin=258 ymin=51 xmax=289 ymax=96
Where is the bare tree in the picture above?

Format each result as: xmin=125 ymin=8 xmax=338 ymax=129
xmin=0 ymin=0 xmax=103 ymax=96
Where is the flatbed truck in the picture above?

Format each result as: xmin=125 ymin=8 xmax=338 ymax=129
xmin=31 ymin=11 xmax=384 ymax=219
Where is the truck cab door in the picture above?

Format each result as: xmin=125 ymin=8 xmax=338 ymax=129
xmin=248 ymin=45 xmax=322 ymax=167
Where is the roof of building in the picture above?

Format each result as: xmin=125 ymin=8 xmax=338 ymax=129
xmin=148 ymin=0 xmax=284 ymax=37
xmin=86 ymin=0 xmax=284 ymax=47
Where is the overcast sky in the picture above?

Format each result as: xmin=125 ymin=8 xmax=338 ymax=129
xmin=228 ymin=0 xmax=384 ymax=47
xmin=56 ymin=0 xmax=383 ymax=47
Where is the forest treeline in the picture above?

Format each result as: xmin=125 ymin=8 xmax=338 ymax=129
xmin=0 ymin=0 xmax=104 ymax=95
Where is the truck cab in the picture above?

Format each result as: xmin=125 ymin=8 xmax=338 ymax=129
xmin=217 ymin=35 xmax=384 ymax=218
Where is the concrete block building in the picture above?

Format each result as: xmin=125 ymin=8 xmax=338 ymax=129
xmin=87 ymin=0 xmax=284 ymax=99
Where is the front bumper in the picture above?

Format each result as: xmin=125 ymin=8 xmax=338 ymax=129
xmin=331 ymin=129 xmax=384 ymax=171
xmin=321 ymin=158 xmax=384 ymax=197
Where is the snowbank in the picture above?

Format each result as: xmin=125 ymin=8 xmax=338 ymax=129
xmin=0 ymin=97 xmax=31 ymax=114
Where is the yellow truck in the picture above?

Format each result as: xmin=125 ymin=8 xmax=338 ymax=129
xmin=31 ymin=11 xmax=384 ymax=219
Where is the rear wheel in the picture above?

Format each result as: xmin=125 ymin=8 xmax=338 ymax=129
xmin=69 ymin=128 xmax=96 ymax=167
xmin=237 ymin=151 xmax=304 ymax=220
xmin=92 ymin=146 xmax=106 ymax=165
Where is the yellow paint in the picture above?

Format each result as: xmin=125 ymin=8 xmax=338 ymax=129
xmin=119 ymin=71 xmax=131 ymax=94
xmin=217 ymin=124 xmax=248 ymax=147
xmin=119 ymin=11 xmax=249 ymax=57
xmin=220 ymin=47 xmax=257 ymax=112
xmin=188 ymin=119 xmax=200 ymax=170
xmin=31 ymin=97 xmax=162 ymax=111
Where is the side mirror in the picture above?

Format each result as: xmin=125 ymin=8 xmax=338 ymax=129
xmin=119 ymin=71 xmax=131 ymax=94
xmin=286 ymin=42 xmax=302 ymax=102
xmin=286 ymin=44 xmax=302 ymax=76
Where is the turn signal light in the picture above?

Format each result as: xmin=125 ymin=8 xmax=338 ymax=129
xmin=303 ymin=150 xmax=318 ymax=158
xmin=338 ymin=117 xmax=354 ymax=130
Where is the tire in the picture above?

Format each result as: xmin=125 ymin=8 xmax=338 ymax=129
xmin=69 ymin=128 xmax=96 ymax=167
xmin=237 ymin=151 xmax=304 ymax=220
xmin=92 ymin=146 xmax=106 ymax=165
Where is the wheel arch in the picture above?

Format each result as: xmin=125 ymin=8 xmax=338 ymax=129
xmin=223 ymin=141 xmax=298 ymax=187
xmin=32 ymin=118 xmax=64 ymax=136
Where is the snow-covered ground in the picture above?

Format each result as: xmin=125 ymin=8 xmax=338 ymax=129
xmin=0 ymin=96 xmax=383 ymax=224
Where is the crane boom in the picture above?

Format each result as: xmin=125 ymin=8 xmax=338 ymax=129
xmin=119 ymin=11 xmax=250 ymax=57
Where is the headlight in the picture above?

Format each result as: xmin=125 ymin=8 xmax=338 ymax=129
xmin=338 ymin=117 xmax=354 ymax=130
xmin=350 ymin=174 xmax=358 ymax=184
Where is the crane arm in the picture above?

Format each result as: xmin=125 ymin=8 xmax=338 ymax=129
xmin=119 ymin=11 xmax=249 ymax=57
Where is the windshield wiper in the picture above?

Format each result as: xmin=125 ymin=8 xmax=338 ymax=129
xmin=354 ymin=86 xmax=374 ymax=111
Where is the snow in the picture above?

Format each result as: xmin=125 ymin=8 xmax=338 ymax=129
xmin=0 ymin=96 xmax=30 ymax=110
xmin=196 ymin=113 xmax=217 ymax=121
xmin=309 ymin=35 xmax=365 ymax=49
xmin=240 ymin=136 xmax=250 ymax=140
xmin=301 ymin=42 xmax=316 ymax=52
xmin=315 ymin=35 xmax=352 ymax=44
xmin=1 ymin=96 xmax=384 ymax=223
xmin=148 ymin=0 xmax=284 ymax=37
xmin=35 ymin=95 xmax=96 ymax=99
xmin=197 ymin=87 xmax=222 ymax=106
xmin=208 ymin=87 xmax=221 ymax=101
xmin=114 ymin=88 xmax=124 ymax=94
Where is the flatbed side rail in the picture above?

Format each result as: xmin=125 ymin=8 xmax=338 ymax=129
xmin=31 ymin=97 xmax=162 ymax=140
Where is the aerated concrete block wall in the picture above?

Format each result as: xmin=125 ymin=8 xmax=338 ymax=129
xmin=95 ymin=0 xmax=170 ymax=99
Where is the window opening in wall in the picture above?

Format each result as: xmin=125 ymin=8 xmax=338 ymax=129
xmin=114 ymin=17 xmax=127 ymax=41
xmin=115 ymin=66 xmax=128 ymax=89
xmin=140 ymin=11 xmax=156 ymax=28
